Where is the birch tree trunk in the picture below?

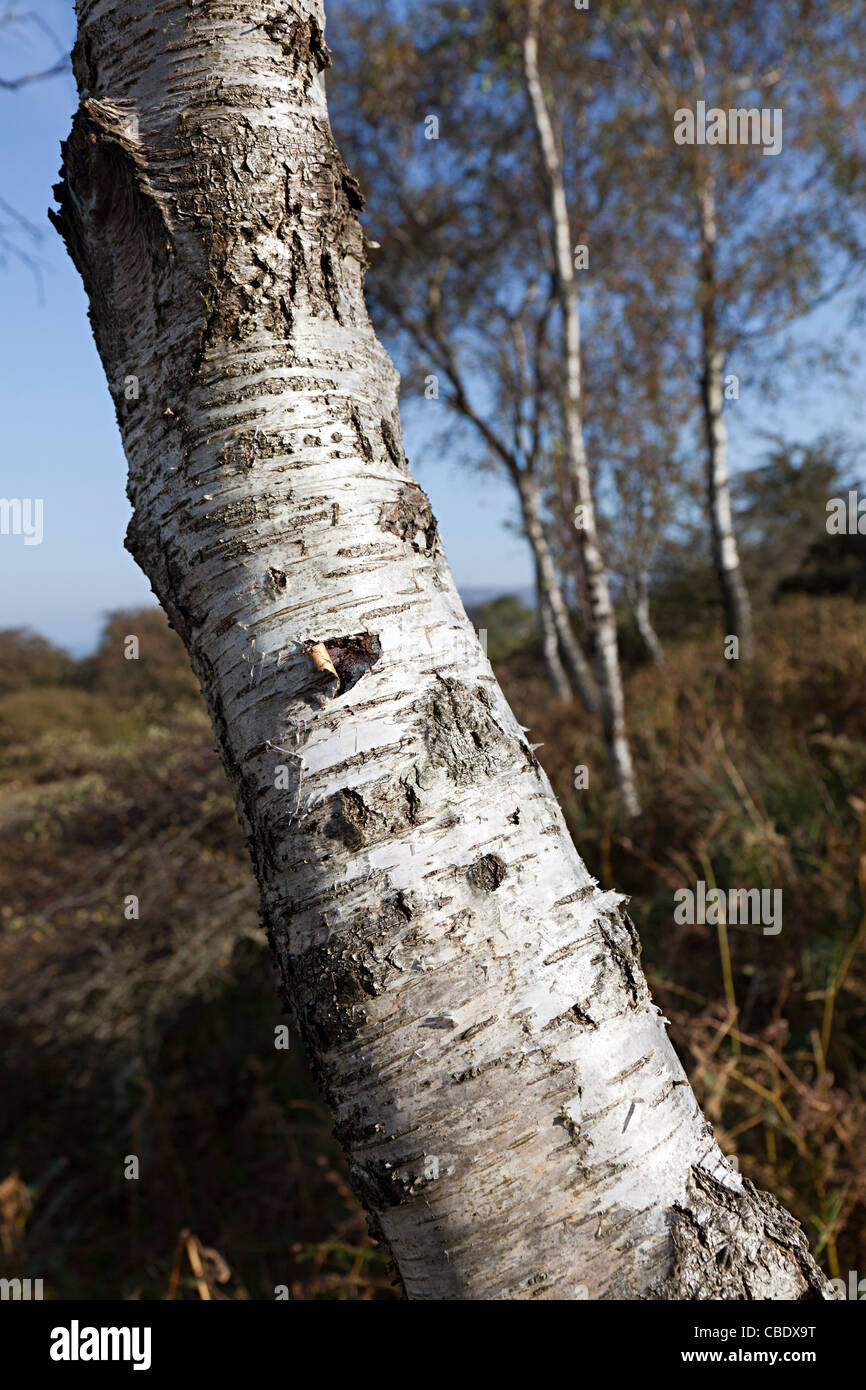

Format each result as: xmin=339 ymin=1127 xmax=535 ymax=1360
xmin=698 ymin=174 xmax=754 ymax=661
xmin=515 ymin=467 xmax=600 ymax=709
xmin=537 ymin=585 xmax=572 ymax=699
xmin=52 ymin=0 xmax=830 ymax=1301
xmin=522 ymin=3 xmax=641 ymax=817
xmin=630 ymin=575 xmax=666 ymax=667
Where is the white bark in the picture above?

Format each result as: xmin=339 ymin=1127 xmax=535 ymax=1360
xmin=538 ymin=584 xmax=572 ymax=700
xmin=52 ymin=0 xmax=829 ymax=1300
xmin=698 ymin=175 xmax=754 ymax=660
xmin=522 ymin=4 xmax=641 ymax=817
xmin=516 ymin=468 xmax=600 ymax=709
xmin=631 ymin=575 xmax=666 ymax=667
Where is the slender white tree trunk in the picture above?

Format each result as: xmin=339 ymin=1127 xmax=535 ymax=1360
xmin=698 ymin=174 xmax=754 ymax=660
xmin=516 ymin=468 xmax=600 ymax=709
xmin=631 ymin=575 xmax=666 ymax=667
xmin=538 ymin=584 xmax=572 ymax=699
xmin=522 ymin=4 xmax=640 ymax=816
xmin=52 ymin=0 xmax=829 ymax=1300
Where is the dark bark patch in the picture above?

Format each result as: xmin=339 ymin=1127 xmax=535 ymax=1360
xmin=380 ymin=416 xmax=404 ymax=469
xmin=595 ymin=909 xmax=646 ymax=1009
xmin=49 ymin=99 xmax=179 ymax=385
xmin=337 ymin=789 xmax=377 ymax=852
xmin=320 ymin=631 xmax=382 ymax=694
xmin=658 ymin=1167 xmax=832 ymax=1301
xmin=349 ymin=406 xmax=374 ymax=462
xmin=287 ymin=894 xmax=416 ymax=1054
xmin=319 ymin=248 xmax=342 ymax=322
xmin=340 ymin=168 xmax=365 ymax=212
xmin=378 ymin=485 xmax=440 ymax=555
xmin=262 ymin=13 xmax=332 ymax=73
xmin=542 ymin=1003 xmax=596 ymax=1031
xmin=466 ymin=853 xmax=507 ymax=893
xmin=349 ymin=1157 xmax=417 ymax=1211
xmin=301 ymin=775 xmax=419 ymax=852
xmin=420 ymin=678 xmax=516 ymax=785
xmin=290 ymin=938 xmax=378 ymax=1053
xmin=190 ymin=493 xmax=279 ymax=535
xmin=219 ymin=429 xmax=283 ymax=473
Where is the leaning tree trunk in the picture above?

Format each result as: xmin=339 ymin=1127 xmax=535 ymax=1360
xmin=522 ymin=3 xmax=640 ymax=817
xmin=630 ymin=574 xmax=666 ymax=667
xmin=52 ymin=0 xmax=829 ymax=1300
xmin=515 ymin=467 xmax=600 ymax=710
xmin=698 ymin=173 xmax=754 ymax=661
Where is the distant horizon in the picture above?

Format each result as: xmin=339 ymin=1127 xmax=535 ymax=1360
xmin=2 ymin=582 xmax=540 ymax=659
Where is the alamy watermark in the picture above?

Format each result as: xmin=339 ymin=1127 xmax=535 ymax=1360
xmin=826 ymin=489 xmax=866 ymax=534
xmin=674 ymin=101 xmax=783 ymax=157
xmin=829 ymin=1271 xmax=866 ymax=1300
xmin=0 ymin=497 xmax=43 ymax=545
xmin=49 ymin=1321 xmax=151 ymax=1371
xmin=674 ymin=880 xmax=782 ymax=936
xmin=0 ymin=1276 xmax=43 ymax=1300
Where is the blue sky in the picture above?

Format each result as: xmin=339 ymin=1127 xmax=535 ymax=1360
xmin=0 ymin=1 xmax=530 ymax=653
xmin=0 ymin=1 xmax=863 ymax=654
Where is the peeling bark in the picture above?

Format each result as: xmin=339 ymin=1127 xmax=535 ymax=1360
xmin=53 ymin=0 xmax=830 ymax=1301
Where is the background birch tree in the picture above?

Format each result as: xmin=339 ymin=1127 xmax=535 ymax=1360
xmin=51 ymin=0 xmax=833 ymax=1299
xmin=520 ymin=0 xmax=639 ymax=812
xmin=594 ymin=0 xmax=866 ymax=661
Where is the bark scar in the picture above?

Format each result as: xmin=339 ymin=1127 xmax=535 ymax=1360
xmin=306 ymin=632 xmax=382 ymax=696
